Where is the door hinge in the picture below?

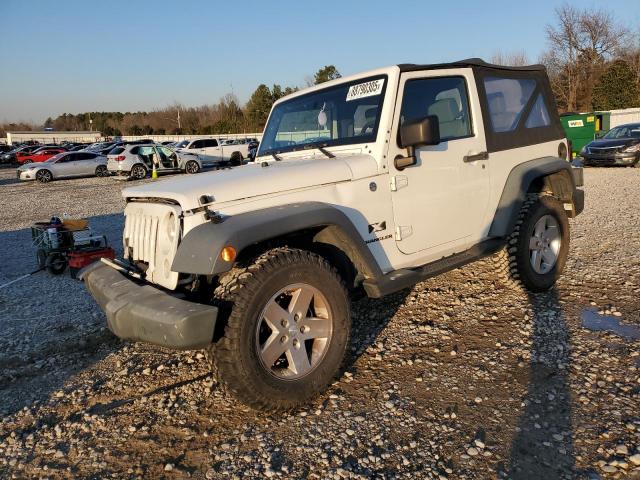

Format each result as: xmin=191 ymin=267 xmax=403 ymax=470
xmin=395 ymin=225 xmax=413 ymax=240
xmin=390 ymin=175 xmax=408 ymax=191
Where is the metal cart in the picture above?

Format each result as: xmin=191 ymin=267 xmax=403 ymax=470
xmin=31 ymin=221 xmax=109 ymax=275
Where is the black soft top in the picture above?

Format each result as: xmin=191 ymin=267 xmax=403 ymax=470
xmin=398 ymin=58 xmax=547 ymax=73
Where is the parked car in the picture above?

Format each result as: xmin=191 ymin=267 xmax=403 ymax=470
xmin=107 ymin=144 xmax=202 ymax=179
xmin=0 ymin=145 xmax=13 ymax=154
xmin=17 ymin=151 xmax=108 ymax=182
xmin=0 ymin=145 xmax=40 ymax=164
xmin=178 ymin=137 xmax=249 ymax=166
xmin=580 ymin=123 xmax=640 ymax=167
xmin=16 ymin=147 xmax=66 ymax=165
xmin=82 ymin=58 xmax=584 ymax=411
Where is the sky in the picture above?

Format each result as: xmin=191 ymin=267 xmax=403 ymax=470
xmin=1 ymin=0 xmax=638 ymax=123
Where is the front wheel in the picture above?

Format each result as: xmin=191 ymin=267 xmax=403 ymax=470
xmin=36 ymin=169 xmax=53 ymax=183
xmin=185 ymin=160 xmax=200 ymax=174
xmin=494 ymin=194 xmax=569 ymax=291
xmin=46 ymin=253 xmax=67 ymax=275
xmin=209 ymin=247 xmax=350 ymax=411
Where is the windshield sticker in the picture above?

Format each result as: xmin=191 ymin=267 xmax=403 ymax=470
xmin=346 ymin=79 xmax=385 ymax=102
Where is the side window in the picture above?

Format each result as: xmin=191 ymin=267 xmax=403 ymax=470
xmin=190 ymin=140 xmax=203 ymax=149
xmin=484 ymin=77 xmax=536 ymax=132
xmin=400 ymin=77 xmax=472 ymax=141
xmin=60 ymin=154 xmax=75 ymax=162
xmin=202 ymin=139 xmax=218 ymax=147
xmin=524 ymin=94 xmax=551 ymax=129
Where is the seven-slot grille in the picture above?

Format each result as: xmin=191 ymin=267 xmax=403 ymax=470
xmin=124 ymin=210 xmax=159 ymax=264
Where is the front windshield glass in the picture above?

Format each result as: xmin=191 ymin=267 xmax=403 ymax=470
xmin=258 ymin=75 xmax=387 ymax=156
xmin=175 ymin=140 xmax=189 ymax=149
xmin=603 ymin=125 xmax=640 ymax=139
xmin=47 ymin=153 xmax=66 ymax=163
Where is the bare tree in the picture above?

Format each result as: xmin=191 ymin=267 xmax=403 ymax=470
xmin=491 ymin=50 xmax=529 ymax=66
xmin=541 ymin=4 xmax=630 ymax=111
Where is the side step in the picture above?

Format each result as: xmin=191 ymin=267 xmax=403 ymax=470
xmin=363 ymin=238 xmax=505 ymax=298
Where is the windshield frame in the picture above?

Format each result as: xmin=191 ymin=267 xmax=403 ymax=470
xmin=257 ymin=74 xmax=388 ymax=158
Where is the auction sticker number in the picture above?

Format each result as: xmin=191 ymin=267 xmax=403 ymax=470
xmin=346 ymin=79 xmax=384 ymax=101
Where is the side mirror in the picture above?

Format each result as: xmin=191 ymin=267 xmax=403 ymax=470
xmin=396 ymin=116 xmax=441 ymax=169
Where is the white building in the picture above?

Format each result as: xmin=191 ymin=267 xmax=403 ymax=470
xmin=6 ymin=131 xmax=102 ymax=145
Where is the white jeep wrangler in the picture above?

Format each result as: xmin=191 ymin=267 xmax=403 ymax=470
xmin=82 ymin=59 xmax=584 ymax=410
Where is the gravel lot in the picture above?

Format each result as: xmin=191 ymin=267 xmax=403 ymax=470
xmin=0 ymin=167 xmax=639 ymax=479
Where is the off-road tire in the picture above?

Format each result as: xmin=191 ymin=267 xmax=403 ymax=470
xmin=35 ymin=169 xmax=53 ymax=183
xmin=130 ymin=164 xmax=147 ymax=180
xmin=207 ymin=247 xmax=350 ymax=411
xmin=494 ymin=194 xmax=569 ymax=292
xmin=185 ymin=160 xmax=200 ymax=174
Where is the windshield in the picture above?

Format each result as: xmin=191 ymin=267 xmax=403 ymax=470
xmin=46 ymin=153 xmax=66 ymax=163
xmin=174 ymin=140 xmax=189 ymax=149
xmin=603 ymin=125 xmax=640 ymax=139
xmin=258 ymin=75 xmax=387 ymax=156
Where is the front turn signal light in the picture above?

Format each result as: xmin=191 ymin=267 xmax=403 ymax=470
xmin=220 ymin=246 xmax=236 ymax=262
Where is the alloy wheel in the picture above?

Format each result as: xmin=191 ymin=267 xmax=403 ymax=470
xmin=529 ymin=214 xmax=561 ymax=274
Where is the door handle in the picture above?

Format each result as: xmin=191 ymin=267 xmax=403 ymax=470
xmin=463 ymin=151 xmax=489 ymax=162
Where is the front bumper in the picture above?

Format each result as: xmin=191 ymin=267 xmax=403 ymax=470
xmin=81 ymin=262 xmax=218 ymax=350
xmin=582 ymin=152 xmax=638 ymax=166
xmin=17 ymin=170 xmax=35 ymax=180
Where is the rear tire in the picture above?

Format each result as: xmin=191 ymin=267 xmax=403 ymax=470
xmin=494 ymin=194 xmax=569 ymax=292
xmin=229 ymin=152 xmax=243 ymax=166
xmin=208 ymin=247 xmax=350 ymax=411
xmin=130 ymin=164 xmax=147 ymax=180
xmin=95 ymin=165 xmax=108 ymax=177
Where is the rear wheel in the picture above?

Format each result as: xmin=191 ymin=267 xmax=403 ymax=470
xmin=95 ymin=165 xmax=108 ymax=177
xmin=35 ymin=169 xmax=53 ymax=183
xmin=494 ymin=194 xmax=569 ymax=291
xmin=208 ymin=247 xmax=350 ymax=411
xmin=130 ymin=164 xmax=147 ymax=180
xmin=185 ymin=160 xmax=200 ymax=174
xmin=230 ymin=152 xmax=243 ymax=166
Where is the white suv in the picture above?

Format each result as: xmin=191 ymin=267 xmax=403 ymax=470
xmin=178 ymin=138 xmax=249 ymax=166
xmin=83 ymin=58 xmax=584 ymax=411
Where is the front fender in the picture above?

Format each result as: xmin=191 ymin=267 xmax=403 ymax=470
xmin=171 ymin=202 xmax=383 ymax=278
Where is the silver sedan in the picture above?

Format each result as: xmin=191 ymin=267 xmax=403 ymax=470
xmin=17 ymin=151 xmax=108 ymax=183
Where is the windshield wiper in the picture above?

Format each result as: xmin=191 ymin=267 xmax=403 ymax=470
xmin=300 ymin=143 xmax=335 ymax=158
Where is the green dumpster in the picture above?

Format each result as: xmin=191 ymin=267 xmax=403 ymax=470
xmin=559 ymin=113 xmax=596 ymax=158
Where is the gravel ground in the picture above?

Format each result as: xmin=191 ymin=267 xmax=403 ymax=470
xmin=0 ymin=167 xmax=639 ymax=479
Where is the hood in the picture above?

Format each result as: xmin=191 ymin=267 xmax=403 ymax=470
xmin=122 ymin=154 xmax=378 ymax=211
xmin=587 ymin=138 xmax=638 ymax=149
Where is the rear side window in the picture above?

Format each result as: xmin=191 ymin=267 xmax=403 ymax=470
xmin=400 ymin=76 xmax=472 ymax=141
xmin=524 ymin=94 xmax=551 ymax=128
xmin=110 ymin=147 xmax=125 ymax=155
xmin=484 ymin=77 xmax=536 ymax=132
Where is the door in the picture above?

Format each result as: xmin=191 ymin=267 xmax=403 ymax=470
xmin=157 ymin=146 xmax=178 ymax=169
xmin=74 ymin=152 xmax=98 ymax=175
xmin=53 ymin=153 xmax=80 ymax=177
xmin=388 ymin=69 xmax=491 ymax=255
xmin=201 ymin=139 xmax=222 ymax=164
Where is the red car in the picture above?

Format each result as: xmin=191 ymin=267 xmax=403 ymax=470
xmin=16 ymin=147 xmax=66 ymax=165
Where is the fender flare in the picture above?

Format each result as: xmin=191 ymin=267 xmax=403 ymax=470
xmin=171 ymin=202 xmax=383 ymax=278
xmin=489 ymin=156 xmax=579 ymax=238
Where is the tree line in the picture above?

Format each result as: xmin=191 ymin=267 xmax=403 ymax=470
xmin=0 ymin=66 xmax=341 ymax=139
